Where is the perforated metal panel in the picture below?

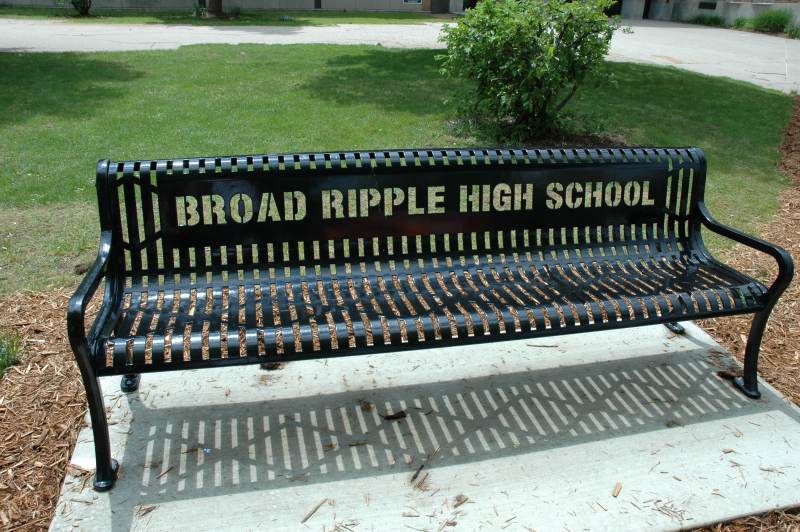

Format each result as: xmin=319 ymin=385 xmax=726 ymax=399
xmin=92 ymin=147 xmax=767 ymax=375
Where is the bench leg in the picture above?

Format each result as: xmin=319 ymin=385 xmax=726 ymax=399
xmin=665 ymin=322 xmax=685 ymax=335
xmin=71 ymin=338 xmax=118 ymax=491
xmin=734 ymin=309 xmax=770 ymax=400
xmin=121 ymin=373 xmax=141 ymax=393
xmin=83 ymin=372 xmax=119 ymax=491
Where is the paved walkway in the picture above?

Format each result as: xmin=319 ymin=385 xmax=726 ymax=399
xmin=1 ymin=17 xmax=798 ymax=92
xmin=611 ymin=20 xmax=799 ymax=93
xmin=50 ymin=324 xmax=800 ymax=531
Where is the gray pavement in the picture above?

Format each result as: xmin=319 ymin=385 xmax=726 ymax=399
xmin=610 ymin=20 xmax=799 ymax=93
xmin=50 ymin=324 xmax=800 ymax=531
xmin=1 ymin=17 xmax=798 ymax=92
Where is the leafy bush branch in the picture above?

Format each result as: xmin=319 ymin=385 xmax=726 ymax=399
xmin=439 ymin=0 xmax=618 ymax=140
xmin=0 ymin=333 xmax=21 ymax=378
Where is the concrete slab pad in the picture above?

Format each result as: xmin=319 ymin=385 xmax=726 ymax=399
xmin=50 ymin=323 xmax=800 ymax=531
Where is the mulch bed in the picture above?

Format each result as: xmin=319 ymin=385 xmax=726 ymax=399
xmin=700 ymin=96 xmax=800 ymax=406
xmin=698 ymin=95 xmax=800 ymax=532
xmin=0 ymin=290 xmax=88 ymax=530
xmin=1 ymin=98 xmax=799 ymax=531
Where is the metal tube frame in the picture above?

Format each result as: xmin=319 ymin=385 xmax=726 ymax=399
xmin=693 ymin=202 xmax=794 ymax=399
xmin=66 ymin=231 xmax=119 ymax=490
xmin=66 ymin=161 xmax=122 ymax=491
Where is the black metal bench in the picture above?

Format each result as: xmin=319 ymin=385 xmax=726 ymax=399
xmin=68 ymin=147 xmax=793 ymax=491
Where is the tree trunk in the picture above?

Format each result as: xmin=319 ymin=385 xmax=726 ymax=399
xmin=71 ymin=0 xmax=92 ymax=16
xmin=208 ymin=0 xmax=222 ymax=16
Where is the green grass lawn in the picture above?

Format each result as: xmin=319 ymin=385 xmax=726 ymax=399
xmin=0 ymin=44 xmax=793 ymax=295
xmin=0 ymin=6 xmax=453 ymax=25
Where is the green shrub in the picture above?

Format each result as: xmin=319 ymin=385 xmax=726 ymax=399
xmin=787 ymin=24 xmax=800 ymax=38
xmin=439 ymin=0 xmax=617 ymax=140
xmin=0 ymin=333 xmax=21 ymax=378
xmin=733 ymin=16 xmax=751 ymax=29
xmin=751 ymin=9 xmax=792 ymax=33
xmin=689 ymin=14 xmax=725 ymax=27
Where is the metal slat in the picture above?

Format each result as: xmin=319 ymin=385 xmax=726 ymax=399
xmin=90 ymin=147 xmax=769 ymax=375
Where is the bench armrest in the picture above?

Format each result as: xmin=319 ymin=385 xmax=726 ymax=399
xmin=696 ymin=202 xmax=794 ymax=301
xmin=67 ymin=231 xmax=112 ymax=353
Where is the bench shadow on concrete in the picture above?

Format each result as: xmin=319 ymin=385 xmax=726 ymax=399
xmin=110 ymin=348 xmax=769 ymax=531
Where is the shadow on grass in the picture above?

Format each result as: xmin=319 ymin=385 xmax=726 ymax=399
xmin=299 ymin=48 xmax=633 ymax=147
xmin=300 ymin=47 xmax=456 ymax=117
xmin=0 ymin=53 xmax=142 ymax=127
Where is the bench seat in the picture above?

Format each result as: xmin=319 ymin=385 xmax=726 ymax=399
xmin=97 ymin=249 xmax=765 ymax=375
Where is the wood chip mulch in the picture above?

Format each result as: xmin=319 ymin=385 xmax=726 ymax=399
xmin=0 ymin=289 xmax=89 ymax=531
xmin=700 ymin=96 xmax=800 ymax=406
xmin=0 ymin=98 xmax=799 ymax=531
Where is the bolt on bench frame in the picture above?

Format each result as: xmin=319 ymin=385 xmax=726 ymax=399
xmin=68 ymin=147 xmax=793 ymax=491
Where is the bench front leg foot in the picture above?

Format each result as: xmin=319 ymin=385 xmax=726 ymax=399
xmin=665 ymin=322 xmax=685 ymax=335
xmin=121 ymin=373 xmax=141 ymax=393
xmin=83 ymin=375 xmax=118 ymax=491
xmin=733 ymin=377 xmax=761 ymax=399
xmin=733 ymin=309 xmax=771 ymax=400
xmin=93 ymin=459 xmax=119 ymax=492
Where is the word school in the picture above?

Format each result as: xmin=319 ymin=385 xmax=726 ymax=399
xmin=174 ymin=180 xmax=656 ymax=226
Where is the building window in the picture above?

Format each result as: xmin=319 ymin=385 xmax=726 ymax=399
xmin=698 ymin=2 xmax=717 ymax=9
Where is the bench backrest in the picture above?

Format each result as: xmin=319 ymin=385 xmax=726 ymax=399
xmin=96 ymin=147 xmax=707 ymax=287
